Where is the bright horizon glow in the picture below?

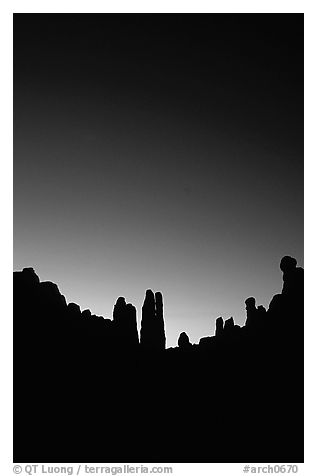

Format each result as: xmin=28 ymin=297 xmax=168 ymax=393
xmin=13 ymin=13 xmax=303 ymax=348
xmin=13 ymin=249 xmax=302 ymax=348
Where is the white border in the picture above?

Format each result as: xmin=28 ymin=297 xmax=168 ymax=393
xmin=2 ymin=2 xmax=315 ymax=475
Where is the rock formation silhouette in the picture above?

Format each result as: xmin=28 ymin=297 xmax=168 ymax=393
xmin=280 ymin=255 xmax=304 ymax=296
xmin=244 ymin=297 xmax=267 ymax=334
xmin=113 ymin=297 xmax=139 ymax=348
xmin=245 ymin=297 xmax=256 ymax=326
xmin=140 ymin=289 xmax=166 ymax=351
xmin=13 ymin=256 xmax=303 ymax=464
xmin=224 ymin=316 xmax=235 ymax=333
xmin=178 ymin=331 xmax=192 ymax=349
xmin=215 ymin=316 xmax=224 ymax=336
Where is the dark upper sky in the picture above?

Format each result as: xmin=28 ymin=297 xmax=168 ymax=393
xmin=14 ymin=14 xmax=303 ymax=347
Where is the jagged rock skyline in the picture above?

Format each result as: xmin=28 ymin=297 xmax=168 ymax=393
xmin=13 ymin=255 xmax=303 ymax=348
xmin=13 ymin=255 xmax=304 ymax=463
xmin=14 ymin=14 xmax=303 ymax=350
xmin=13 ymin=13 xmax=303 ymax=464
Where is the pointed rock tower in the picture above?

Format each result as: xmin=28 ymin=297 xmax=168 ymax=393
xmin=140 ymin=289 xmax=166 ymax=351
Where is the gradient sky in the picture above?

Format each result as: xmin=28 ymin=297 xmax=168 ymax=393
xmin=14 ymin=14 xmax=303 ymax=348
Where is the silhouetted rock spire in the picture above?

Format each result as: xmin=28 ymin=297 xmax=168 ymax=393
xmin=245 ymin=297 xmax=267 ymax=332
xmin=280 ymin=256 xmax=304 ymax=298
xmin=155 ymin=291 xmax=166 ymax=350
xmin=178 ymin=332 xmax=191 ymax=349
xmin=215 ymin=316 xmax=224 ymax=337
xmin=224 ymin=317 xmax=234 ymax=332
xmin=266 ymin=255 xmax=303 ymax=340
xmin=140 ymin=289 xmax=166 ymax=350
xmin=245 ymin=297 xmax=257 ymax=327
xmin=113 ymin=297 xmax=139 ymax=348
xmin=222 ymin=316 xmax=241 ymax=338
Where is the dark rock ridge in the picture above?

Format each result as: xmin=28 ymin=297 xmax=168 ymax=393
xmin=13 ymin=256 xmax=303 ymax=464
